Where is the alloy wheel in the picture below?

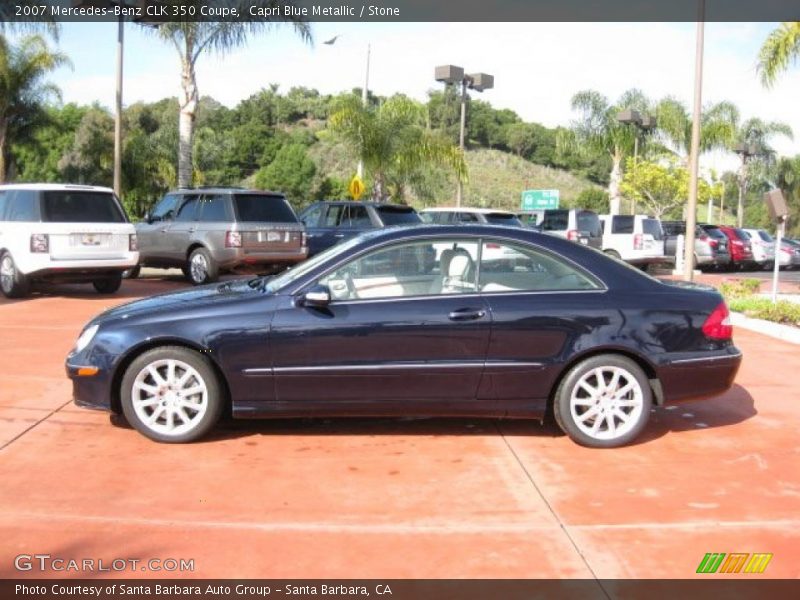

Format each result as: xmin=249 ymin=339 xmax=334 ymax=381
xmin=190 ymin=253 xmax=208 ymax=283
xmin=0 ymin=255 xmax=13 ymax=294
xmin=569 ymin=366 xmax=644 ymax=441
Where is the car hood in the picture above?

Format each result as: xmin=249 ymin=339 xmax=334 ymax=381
xmin=91 ymin=278 xmax=266 ymax=325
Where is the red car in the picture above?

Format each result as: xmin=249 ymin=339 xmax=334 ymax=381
xmin=717 ymin=226 xmax=754 ymax=270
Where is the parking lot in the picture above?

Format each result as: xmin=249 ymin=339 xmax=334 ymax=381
xmin=1 ymin=274 xmax=799 ymax=579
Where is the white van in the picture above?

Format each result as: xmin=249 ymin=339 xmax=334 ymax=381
xmin=598 ymin=214 xmax=667 ymax=266
xmin=0 ymin=184 xmax=138 ymax=298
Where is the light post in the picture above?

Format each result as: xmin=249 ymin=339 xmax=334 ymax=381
xmin=734 ymin=143 xmax=758 ymax=228
xmin=617 ymin=109 xmax=657 ymax=214
xmin=435 ymin=65 xmax=494 ymax=207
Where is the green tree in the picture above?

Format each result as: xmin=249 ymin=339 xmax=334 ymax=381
xmin=0 ymin=34 xmax=69 ymax=181
xmin=58 ymin=106 xmax=114 ymax=185
xmin=757 ymin=22 xmax=800 ymax=87
xmin=620 ymin=157 xmax=713 ymax=220
xmin=12 ymin=102 xmax=86 ymax=181
xmin=254 ymin=143 xmax=316 ymax=207
xmin=142 ymin=3 xmax=312 ymax=188
xmin=573 ymin=188 xmax=609 ymax=213
xmin=329 ymin=94 xmax=467 ymax=202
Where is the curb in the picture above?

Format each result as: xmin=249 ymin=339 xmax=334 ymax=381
xmin=730 ymin=311 xmax=800 ymax=346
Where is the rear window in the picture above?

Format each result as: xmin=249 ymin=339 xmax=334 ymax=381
xmin=734 ymin=228 xmax=751 ymax=240
xmin=642 ymin=219 xmax=663 ymax=240
xmin=541 ymin=210 xmax=568 ymax=231
xmin=703 ymin=226 xmax=726 ymax=239
xmin=662 ymin=221 xmax=685 ymax=236
xmin=758 ymin=230 xmax=773 ymax=242
xmin=233 ymin=194 xmax=297 ymax=223
xmin=611 ymin=216 xmax=634 ymax=234
xmin=577 ymin=211 xmax=602 ymax=237
xmin=377 ymin=206 xmax=421 ymax=225
xmin=42 ymin=191 xmax=126 ymax=223
xmin=485 ymin=213 xmax=522 ymax=226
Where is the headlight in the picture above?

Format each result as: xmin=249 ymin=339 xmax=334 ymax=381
xmin=74 ymin=325 xmax=99 ymax=353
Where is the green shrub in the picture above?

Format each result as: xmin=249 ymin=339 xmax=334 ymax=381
xmin=728 ymin=297 xmax=800 ymax=326
xmin=719 ymin=278 xmax=761 ymax=300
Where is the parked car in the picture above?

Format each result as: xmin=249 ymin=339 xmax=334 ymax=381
xmin=299 ymin=200 xmax=421 ymax=257
xmin=539 ymin=209 xmax=602 ymax=249
xmin=742 ymin=228 xmax=775 ymax=270
xmin=130 ymin=188 xmax=307 ymax=285
xmin=0 ymin=184 xmax=138 ymax=298
xmin=517 ymin=210 xmax=544 ymax=229
xmin=662 ymin=221 xmax=731 ymax=270
xmin=420 ymin=207 xmax=523 ymax=227
xmin=598 ymin=214 xmax=667 ymax=267
xmin=778 ymin=238 xmax=800 ymax=270
xmin=68 ymin=225 xmax=741 ymax=448
xmin=716 ymin=226 xmax=755 ymax=271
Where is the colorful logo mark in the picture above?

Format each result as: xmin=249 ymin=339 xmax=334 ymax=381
xmin=696 ymin=553 xmax=772 ymax=574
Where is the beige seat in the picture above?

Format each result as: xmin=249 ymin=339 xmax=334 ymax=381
xmin=441 ymin=249 xmax=475 ymax=294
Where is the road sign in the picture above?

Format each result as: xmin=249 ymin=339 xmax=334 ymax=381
xmin=521 ymin=189 xmax=559 ymax=210
xmin=348 ymin=175 xmax=366 ymax=200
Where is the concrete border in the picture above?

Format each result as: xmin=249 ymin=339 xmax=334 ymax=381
xmin=730 ymin=311 xmax=800 ymax=345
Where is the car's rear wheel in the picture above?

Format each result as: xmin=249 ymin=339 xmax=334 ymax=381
xmin=554 ymin=354 xmax=652 ymax=448
xmin=120 ymin=346 xmax=223 ymax=443
xmin=0 ymin=252 xmax=31 ymax=299
xmin=93 ymin=273 xmax=123 ymax=294
xmin=186 ymin=247 xmax=218 ymax=285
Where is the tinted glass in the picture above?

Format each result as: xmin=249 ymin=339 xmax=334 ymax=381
xmin=577 ymin=211 xmax=602 ymax=237
xmin=703 ymin=226 xmax=726 ymax=239
xmin=642 ymin=219 xmax=663 ymax=240
xmin=344 ymin=205 xmax=372 ymax=229
xmin=151 ymin=194 xmax=179 ymax=220
xmin=479 ymin=241 xmax=601 ymax=292
xmin=541 ymin=210 xmax=568 ymax=231
xmin=5 ymin=190 xmax=40 ymax=222
xmin=377 ymin=206 xmax=421 ymax=225
xmin=174 ymin=196 xmax=200 ymax=222
xmin=0 ymin=192 xmax=6 ymax=220
xmin=734 ymin=228 xmax=750 ymax=240
xmin=611 ymin=216 xmax=634 ymax=234
xmin=457 ymin=212 xmax=479 ymax=223
xmin=485 ymin=213 xmax=523 ymax=226
xmin=299 ymin=204 xmax=324 ymax=227
xmin=233 ymin=194 xmax=297 ymax=223
xmin=758 ymin=231 xmax=773 ymax=242
xmin=42 ymin=191 xmax=125 ymax=223
xmin=198 ymin=195 xmax=228 ymax=222
xmin=323 ymin=205 xmax=344 ymax=227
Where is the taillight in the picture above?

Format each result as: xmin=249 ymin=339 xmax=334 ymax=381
xmin=702 ymin=302 xmax=733 ymax=340
xmin=129 ymin=234 xmax=138 ymax=251
xmin=708 ymin=239 xmax=718 ymax=247
xmin=301 ymin=232 xmax=307 ymax=248
xmin=30 ymin=234 xmax=49 ymax=253
xmin=567 ymin=230 xmax=578 ymax=241
xmin=485 ymin=242 xmax=501 ymax=249
xmin=225 ymin=231 xmax=242 ymax=248
xmin=633 ymin=233 xmax=643 ymax=250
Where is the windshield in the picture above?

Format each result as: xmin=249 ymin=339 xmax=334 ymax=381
xmin=758 ymin=230 xmax=773 ymax=242
xmin=233 ymin=194 xmax=297 ymax=223
xmin=377 ymin=206 xmax=421 ymax=225
xmin=541 ymin=210 xmax=568 ymax=231
xmin=41 ymin=191 xmax=126 ymax=223
xmin=485 ymin=213 xmax=523 ymax=226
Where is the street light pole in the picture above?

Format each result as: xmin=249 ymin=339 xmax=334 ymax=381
xmin=683 ymin=0 xmax=705 ymax=282
xmin=114 ymin=15 xmax=124 ymax=198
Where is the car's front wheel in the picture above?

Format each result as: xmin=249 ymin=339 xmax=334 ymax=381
xmin=0 ymin=252 xmax=30 ymax=299
xmin=120 ymin=346 xmax=224 ymax=443
xmin=554 ymin=354 xmax=652 ymax=448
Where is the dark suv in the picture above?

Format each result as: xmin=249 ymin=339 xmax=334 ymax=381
xmin=130 ymin=188 xmax=307 ymax=284
xmin=299 ymin=201 xmax=421 ymax=256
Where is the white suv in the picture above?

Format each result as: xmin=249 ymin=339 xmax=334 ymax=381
xmin=0 ymin=184 xmax=138 ymax=298
xmin=598 ymin=214 xmax=667 ymax=267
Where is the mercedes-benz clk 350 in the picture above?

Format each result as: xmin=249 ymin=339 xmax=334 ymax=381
xmin=66 ymin=225 xmax=741 ymax=448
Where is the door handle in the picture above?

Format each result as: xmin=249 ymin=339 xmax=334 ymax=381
xmin=188 ymin=227 xmax=196 ymax=233
xmin=448 ymin=309 xmax=486 ymax=321
xmin=334 ymin=233 xmax=345 ymax=238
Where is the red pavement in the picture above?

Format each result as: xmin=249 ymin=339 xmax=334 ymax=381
xmin=1 ymin=278 xmax=798 ymax=579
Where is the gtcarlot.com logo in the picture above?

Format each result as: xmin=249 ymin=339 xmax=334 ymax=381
xmin=14 ymin=554 xmax=195 ymax=573
xmin=696 ymin=552 xmax=772 ymax=574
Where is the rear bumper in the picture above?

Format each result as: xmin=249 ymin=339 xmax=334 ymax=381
xmin=213 ymin=247 xmax=308 ymax=269
xmin=20 ymin=254 xmax=138 ymax=282
xmin=656 ymin=347 xmax=742 ymax=403
xmin=625 ymin=255 xmax=670 ymax=265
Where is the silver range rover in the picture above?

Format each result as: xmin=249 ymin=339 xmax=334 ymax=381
xmin=130 ymin=188 xmax=307 ymax=284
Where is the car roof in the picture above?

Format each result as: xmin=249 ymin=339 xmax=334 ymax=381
xmin=312 ymin=200 xmax=411 ymax=208
xmin=420 ymin=207 xmax=516 ymax=215
xmin=172 ymin=187 xmax=286 ymax=196
xmin=0 ymin=183 xmax=114 ymax=193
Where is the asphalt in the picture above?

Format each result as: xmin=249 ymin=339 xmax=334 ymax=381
xmin=1 ymin=274 xmax=798 ymax=579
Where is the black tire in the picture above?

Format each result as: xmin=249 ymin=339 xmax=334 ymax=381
xmin=0 ymin=252 xmax=31 ymax=299
xmin=186 ymin=247 xmax=218 ymax=285
xmin=553 ymin=354 xmax=652 ymax=448
xmin=122 ymin=265 xmax=141 ymax=279
xmin=120 ymin=346 xmax=224 ymax=443
xmin=93 ymin=273 xmax=123 ymax=294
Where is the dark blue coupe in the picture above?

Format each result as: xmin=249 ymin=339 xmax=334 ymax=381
xmin=66 ymin=225 xmax=741 ymax=447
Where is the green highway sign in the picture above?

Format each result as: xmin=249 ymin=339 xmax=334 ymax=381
xmin=521 ymin=189 xmax=560 ymax=210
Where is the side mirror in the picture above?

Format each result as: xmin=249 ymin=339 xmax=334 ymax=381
xmin=302 ymin=285 xmax=331 ymax=308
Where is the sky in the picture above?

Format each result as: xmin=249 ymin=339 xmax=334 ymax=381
xmin=28 ymin=22 xmax=800 ymax=174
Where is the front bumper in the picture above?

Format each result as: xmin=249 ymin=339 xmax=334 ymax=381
xmin=66 ymin=353 xmax=116 ymax=412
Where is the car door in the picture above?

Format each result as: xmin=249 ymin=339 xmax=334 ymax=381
xmin=269 ymin=237 xmax=492 ymax=409
xmin=475 ymin=238 xmax=607 ymax=415
xmin=166 ymin=194 xmax=200 ymax=262
xmin=137 ymin=194 xmax=180 ymax=263
xmin=313 ymin=203 xmax=345 ymax=255
xmin=298 ymin=203 xmax=325 ymax=256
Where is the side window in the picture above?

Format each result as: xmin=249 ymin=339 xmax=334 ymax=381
xmin=151 ymin=194 xmax=179 ymax=221
xmin=175 ymin=196 xmax=200 ymax=222
xmin=323 ymin=205 xmax=344 ymax=227
xmin=0 ymin=192 xmax=7 ymax=220
xmin=300 ymin=204 xmax=323 ymax=227
xmin=457 ymin=212 xmax=479 ymax=223
xmin=319 ymin=239 xmax=478 ymax=301
xmin=344 ymin=205 xmax=372 ymax=229
xmin=419 ymin=212 xmax=435 ymax=224
xmin=5 ymin=190 xmax=39 ymax=222
xmin=198 ymin=195 xmax=228 ymax=222
xmin=611 ymin=216 xmax=634 ymax=234
xmin=479 ymin=241 xmax=601 ymax=293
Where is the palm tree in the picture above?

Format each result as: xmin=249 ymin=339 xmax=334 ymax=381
xmin=655 ymin=97 xmax=739 ymax=160
xmin=0 ymin=3 xmax=59 ymax=39
xmin=558 ymin=89 xmax=652 ymax=214
xmin=0 ymin=34 xmax=69 ymax=182
xmin=143 ymin=3 xmax=312 ymax=188
xmin=757 ymin=22 xmax=800 ymax=87
xmin=329 ymin=94 xmax=467 ymax=202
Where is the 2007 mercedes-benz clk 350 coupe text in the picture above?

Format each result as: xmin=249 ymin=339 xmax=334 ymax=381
xmin=66 ymin=225 xmax=742 ymax=448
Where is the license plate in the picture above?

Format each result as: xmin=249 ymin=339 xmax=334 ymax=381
xmin=72 ymin=234 xmax=106 ymax=246
xmin=267 ymin=231 xmax=282 ymax=242
xmin=579 ymin=237 xmax=589 ymax=245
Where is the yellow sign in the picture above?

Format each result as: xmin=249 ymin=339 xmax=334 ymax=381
xmin=348 ymin=175 xmax=366 ymax=200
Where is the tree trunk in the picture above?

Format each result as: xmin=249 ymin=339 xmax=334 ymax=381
xmin=608 ymin=151 xmax=622 ymax=215
xmin=178 ymin=56 xmax=198 ymax=189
